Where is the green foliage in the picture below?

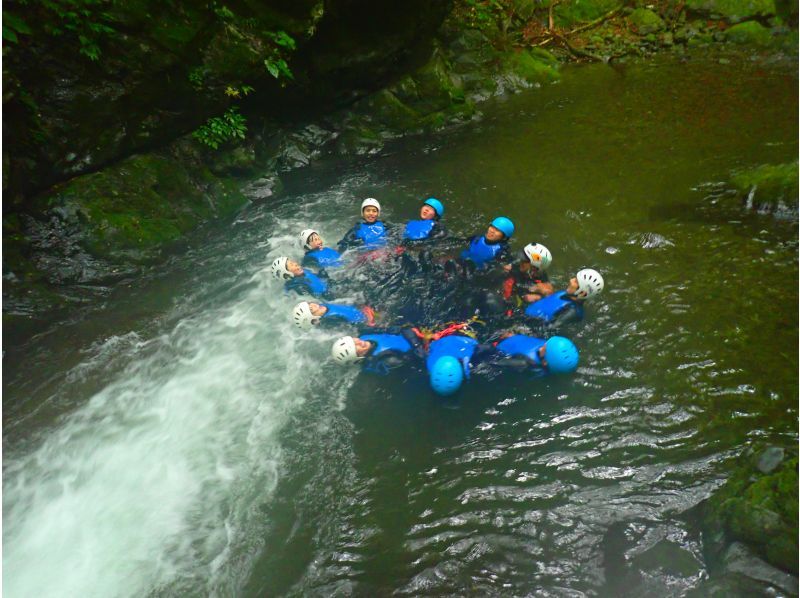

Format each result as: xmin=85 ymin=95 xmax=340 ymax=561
xmin=192 ymin=107 xmax=247 ymax=150
xmin=264 ymin=30 xmax=296 ymax=81
xmin=461 ymin=0 xmax=505 ymax=29
xmin=188 ymin=66 xmax=206 ymax=89
xmin=4 ymin=0 xmax=116 ymax=60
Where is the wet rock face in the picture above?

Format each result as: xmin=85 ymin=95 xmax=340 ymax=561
xmin=701 ymin=444 xmax=799 ymax=579
xmin=3 ymin=0 xmax=452 ymax=203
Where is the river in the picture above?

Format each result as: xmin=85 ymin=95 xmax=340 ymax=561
xmin=3 ymin=52 xmax=797 ymax=596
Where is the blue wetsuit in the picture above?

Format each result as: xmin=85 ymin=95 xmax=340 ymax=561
xmin=361 ymin=331 xmax=420 ymax=375
xmin=460 ymin=235 xmax=509 ymax=269
xmin=303 ymin=247 xmax=343 ymax=268
xmin=284 ymin=269 xmax=329 ymax=298
xmin=524 ymin=291 xmax=584 ymax=324
xmin=338 ymin=221 xmax=391 ymax=250
xmin=318 ymin=303 xmax=372 ymax=328
xmin=403 ymin=219 xmax=446 ymax=242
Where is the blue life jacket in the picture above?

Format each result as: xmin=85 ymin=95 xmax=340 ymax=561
xmin=285 ymin=269 xmax=328 ymax=297
xmin=460 ymin=236 xmax=504 ymax=268
xmin=322 ymin=303 xmax=365 ymax=324
xmin=524 ymin=291 xmax=583 ymax=322
xmin=355 ymin=221 xmax=388 ymax=248
xmin=362 ymin=333 xmax=412 ymax=356
xmin=403 ymin=219 xmax=436 ymax=240
xmin=426 ymin=335 xmax=479 ymax=371
xmin=306 ymin=247 xmax=343 ymax=268
xmin=496 ymin=335 xmax=546 ymax=366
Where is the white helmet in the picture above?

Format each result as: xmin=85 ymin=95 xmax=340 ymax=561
xmin=292 ymin=301 xmax=319 ymax=329
xmin=575 ymin=268 xmax=604 ymax=299
xmin=361 ymin=198 xmax=381 ymax=214
xmin=523 ymin=243 xmax=552 ymax=270
xmin=331 ymin=336 xmax=359 ymax=364
xmin=299 ymin=229 xmax=318 ymax=250
xmin=270 ymin=256 xmax=293 ymax=281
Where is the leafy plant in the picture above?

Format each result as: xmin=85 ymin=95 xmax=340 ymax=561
xmin=264 ymin=30 xmax=296 ymax=81
xmin=224 ymin=84 xmax=254 ymax=98
xmin=3 ymin=11 xmax=32 ymax=43
xmin=188 ymin=67 xmax=206 ymax=89
xmin=192 ymin=107 xmax=247 ymax=150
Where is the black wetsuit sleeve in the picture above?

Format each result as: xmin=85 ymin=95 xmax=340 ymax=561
xmin=363 ymin=350 xmax=414 ymax=375
xmin=337 ymin=225 xmax=362 ymax=251
xmin=428 ymin=221 xmax=447 ymax=240
xmin=284 ymin=278 xmax=310 ymax=296
xmin=301 ymin=252 xmax=315 ymax=268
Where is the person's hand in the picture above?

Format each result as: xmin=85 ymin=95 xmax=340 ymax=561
xmin=523 ymin=294 xmax=537 ymax=303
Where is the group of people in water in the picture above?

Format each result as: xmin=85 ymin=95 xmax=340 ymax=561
xmin=270 ymin=197 xmax=604 ymax=396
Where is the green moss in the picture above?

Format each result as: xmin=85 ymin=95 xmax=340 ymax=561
xmin=360 ymin=89 xmax=424 ymax=132
xmin=554 ymin=0 xmax=622 ymax=28
xmin=723 ymin=21 xmax=774 ymax=47
xmin=731 ymin=162 xmax=799 ymax=210
xmin=504 ymin=49 xmax=560 ymax=84
xmin=704 ymin=448 xmax=798 ymax=573
xmin=685 ymin=0 xmax=776 ymax=19
xmin=628 ymin=8 xmax=666 ymax=34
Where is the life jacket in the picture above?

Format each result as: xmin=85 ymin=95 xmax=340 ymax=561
xmin=460 ymin=236 xmax=504 ymax=268
xmin=524 ymin=290 xmax=583 ymax=322
xmin=362 ymin=333 xmax=412 ymax=357
xmin=496 ymin=335 xmax=546 ymax=365
xmin=355 ymin=221 xmax=388 ymax=248
xmin=321 ymin=303 xmax=366 ymax=324
xmin=403 ymin=219 xmax=436 ymax=240
xmin=285 ymin=269 xmax=328 ymax=296
xmin=306 ymin=247 xmax=343 ymax=268
xmin=426 ymin=335 xmax=479 ymax=371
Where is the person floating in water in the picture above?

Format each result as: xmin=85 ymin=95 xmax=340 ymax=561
xmin=502 ymin=242 xmax=555 ymax=308
xmin=445 ymin=216 xmax=515 ymax=276
xmin=271 ymin=256 xmax=330 ymax=298
xmin=524 ymin=268 xmax=604 ymax=325
xmin=337 ymin=198 xmax=392 ymax=251
xmin=292 ymin=301 xmax=377 ymax=329
xmin=425 ymin=331 xmax=481 ymax=396
xmin=299 ymin=229 xmax=343 ymax=268
xmin=490 ymin=333 xmax=579 ymax=376
xmin=402 ymin=197 xmax=446 ymax=243
xmin=330 ymin=330 xmax=422 ymax=374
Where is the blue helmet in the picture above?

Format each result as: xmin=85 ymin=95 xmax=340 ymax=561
xmin=544 ymin=336 xmax=579 ymax=374
xmin=430 ymin=356 xmax=464 ymax=396
xmin=491 ymin=216 xmax=515 ymax=238
xmin=424 ymin=197 xmax=444 ymax=218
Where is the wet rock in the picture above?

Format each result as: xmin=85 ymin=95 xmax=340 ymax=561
xmin=724 ymin=20 xmax=775 ymax=45
xmin=701 ymin=444 xmax=798 ymax=575
xmin=730 ymin=162 xmax=799 ymax=216
xmin=685 ymin=0 xmax=777 ymax=21
xmin=629 ymin=9 xmax=667 ymax=34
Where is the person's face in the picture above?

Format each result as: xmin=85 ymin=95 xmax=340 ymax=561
xmin=308 ymin=302 xmax=327 ymax=316
xmin=420 ymin=205 xmax=436 ymax=220
xmin=362 ymin=206 xmax=379 ymax=223
xmin=354 ymin=337 xmax=372 ymax=356
xmin=309 ymin=233 xmax=323 ymax=250
xmin=566 ymin=277 xmax=579 ymax=295
xmin=486 ymin=225 xmax=504 ymax=242
xmin=287 ymin=259 xmax=304 ymax=276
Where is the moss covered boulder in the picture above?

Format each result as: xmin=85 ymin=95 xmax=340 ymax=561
xmin=28 ymin=147 xmax=248 ymax=265
xmin=731 ymin=162 xmax=799 ymax=214
xmin=702 ymin=445 xmax=799 ymax=574
xmin=628 ymin=8 xmax=666 ymax=34
xmin=685 ymin=0 xmax=776 ymax=20
xmin=724 ymin=21 xmax=775 ymax=45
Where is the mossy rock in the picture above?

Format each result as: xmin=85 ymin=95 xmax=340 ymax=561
xmin=685 ymin=0 xmax=776 ymax=20
xmin=628 ymin=8 xmax=666 ymax=34
xmin=357 ymin=89 xmax=425 ymax=133
xmin=503 ymin=49 xmax=560 ymax=85
xmin=31 ymin=152 xmax=247 ymax=262
xmin=723 ymin=20 xmax=775 ymax=45
xmin=703 ymin=445 xmax=799 ymax=573
xmin=731 ymin=162 xmax=799 ymax=212
xmin=554 ymin=0 xmax=622 ymax=28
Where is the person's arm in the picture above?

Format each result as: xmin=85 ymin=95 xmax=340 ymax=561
xmin=362 ymin=350 xmax=415 ymax=375
xmin=428 ymin=221 xmax=447 ymax=240
xmin=337 ymin=225 xmax=361 ymax=251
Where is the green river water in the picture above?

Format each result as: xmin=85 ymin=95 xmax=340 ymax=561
xmin=3 ymin=52 xmax=797 ymax=597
